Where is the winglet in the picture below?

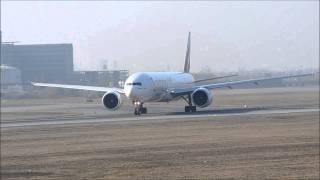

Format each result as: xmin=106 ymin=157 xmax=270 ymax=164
xmin=184 ymin=32 xmax=191 ymax=73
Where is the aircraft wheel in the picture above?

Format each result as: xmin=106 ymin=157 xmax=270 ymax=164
xmin=185 ymin=106 xmax=196 ymax=112
xmin=185 ymin=106 xmax=190 ymax=112
xmin=191 ymin=106 xmax=197 ymax=112
xmin=134 ymin=108 xmax=141 ymax=115
xmin=141 ymin=107 xmax=147 ymax=114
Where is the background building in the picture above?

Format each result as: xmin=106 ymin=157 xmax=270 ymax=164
xmin=1 ymin=42 xmax=129 ymax=94
xmin=71 ymin=70 xmax=129 ymax=88
xmin=1 ymin=43 xmax=73 ymax=83
xmin=0 ymin=65 xmax=23 ymax=94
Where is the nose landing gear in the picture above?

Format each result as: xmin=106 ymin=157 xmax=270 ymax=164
xmin=182 ymin=93 xmax=197 ymax=113
xmin=133 ymin=102 xmax=147 ymax=116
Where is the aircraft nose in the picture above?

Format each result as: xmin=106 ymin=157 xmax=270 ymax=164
xmin=125 ymin=86 xmax=137 ymax=99
xmin=125 ymin=86 xmax=132 ymax=98
xmin=124 ymin=72 xmax=150 ymax=101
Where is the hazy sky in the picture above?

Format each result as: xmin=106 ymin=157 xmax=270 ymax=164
xmin=1 ymin=1 xmax=319 ymax=73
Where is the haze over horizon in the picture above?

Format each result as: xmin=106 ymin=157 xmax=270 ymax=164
xmin=1 ymin=1 xmax=319 ymax=73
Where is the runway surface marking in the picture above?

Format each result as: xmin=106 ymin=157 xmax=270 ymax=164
xmin=2 ymin=108 xmax=318 ymax=129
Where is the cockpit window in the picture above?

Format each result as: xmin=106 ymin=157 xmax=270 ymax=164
xmin=126 ymin=82 xmax=142 ymax=86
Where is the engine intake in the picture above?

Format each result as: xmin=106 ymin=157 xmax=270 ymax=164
xmin=191 ymin=88 xmax=213 ymax=108
xmin=102 ymin=91 xmax=122 ymax=110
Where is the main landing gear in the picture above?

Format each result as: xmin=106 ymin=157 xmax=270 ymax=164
xmin=133 ymin=102 xmax=147 ymax=116
xmin=183 ymin=93 xmax=196 ymax=113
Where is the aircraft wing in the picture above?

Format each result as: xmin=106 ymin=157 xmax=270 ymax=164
xmin=192 ymin=74 xmax=237 ymax=83
xmin=171 ymin=72 xmax=315 ymax=95
xmin=32 ymin=82 xmax=125 ymax=94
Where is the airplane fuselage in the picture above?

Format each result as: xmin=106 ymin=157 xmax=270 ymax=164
xmin=124 ymin=72 xmax=194 ymax=102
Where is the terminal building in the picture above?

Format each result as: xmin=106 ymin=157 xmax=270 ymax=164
xmin=0 ymin=65 xmax=23 ymax=95
xmin=1 ymin=42 xmax=128 ymax=89
xmin=72 ymin=70 xmax=129 ymax=88
xmin=1 ymin=43 xmax=73 ymax=83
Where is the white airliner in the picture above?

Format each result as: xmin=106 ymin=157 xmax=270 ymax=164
xmin=33 ymin=32 xmax=313 ymax=115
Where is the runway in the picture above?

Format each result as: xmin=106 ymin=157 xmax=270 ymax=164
xmin=2 ymin=107 xmax=318 ymax=128
xmin=1 ymin=87 xmax=319 ymax=179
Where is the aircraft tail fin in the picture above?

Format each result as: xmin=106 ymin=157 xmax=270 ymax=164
xmin=184 ymin=32 xmax=191 ymax=73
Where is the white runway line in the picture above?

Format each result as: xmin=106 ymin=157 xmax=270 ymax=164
xmin=1 ymin=108 xmax=319 ymax=129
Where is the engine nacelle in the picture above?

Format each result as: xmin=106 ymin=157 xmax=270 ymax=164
xmin=102 ymin=91 xmax=122 ymax=110
xmin=191 ymin=88 xmax=213 ymax=108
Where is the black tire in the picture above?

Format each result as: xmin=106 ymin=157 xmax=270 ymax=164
xmin=191 ymin=106 xmax=197 ymax=112
xmin=185 ymin=106 xmax=190 ymax=112
xmin=137 ymin=107 xmax=141 ymax=115
xmin=141 ymin=107 xmax=147 ymax=114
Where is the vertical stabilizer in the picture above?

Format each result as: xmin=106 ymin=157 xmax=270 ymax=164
xmin=184 ymin=32 xmax=191 ymax=73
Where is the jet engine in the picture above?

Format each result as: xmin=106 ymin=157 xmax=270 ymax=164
xmin=191 ymin=88 xmax=213 ymax=108
xmin=102 ymin=91 xmax=122 ymax=110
